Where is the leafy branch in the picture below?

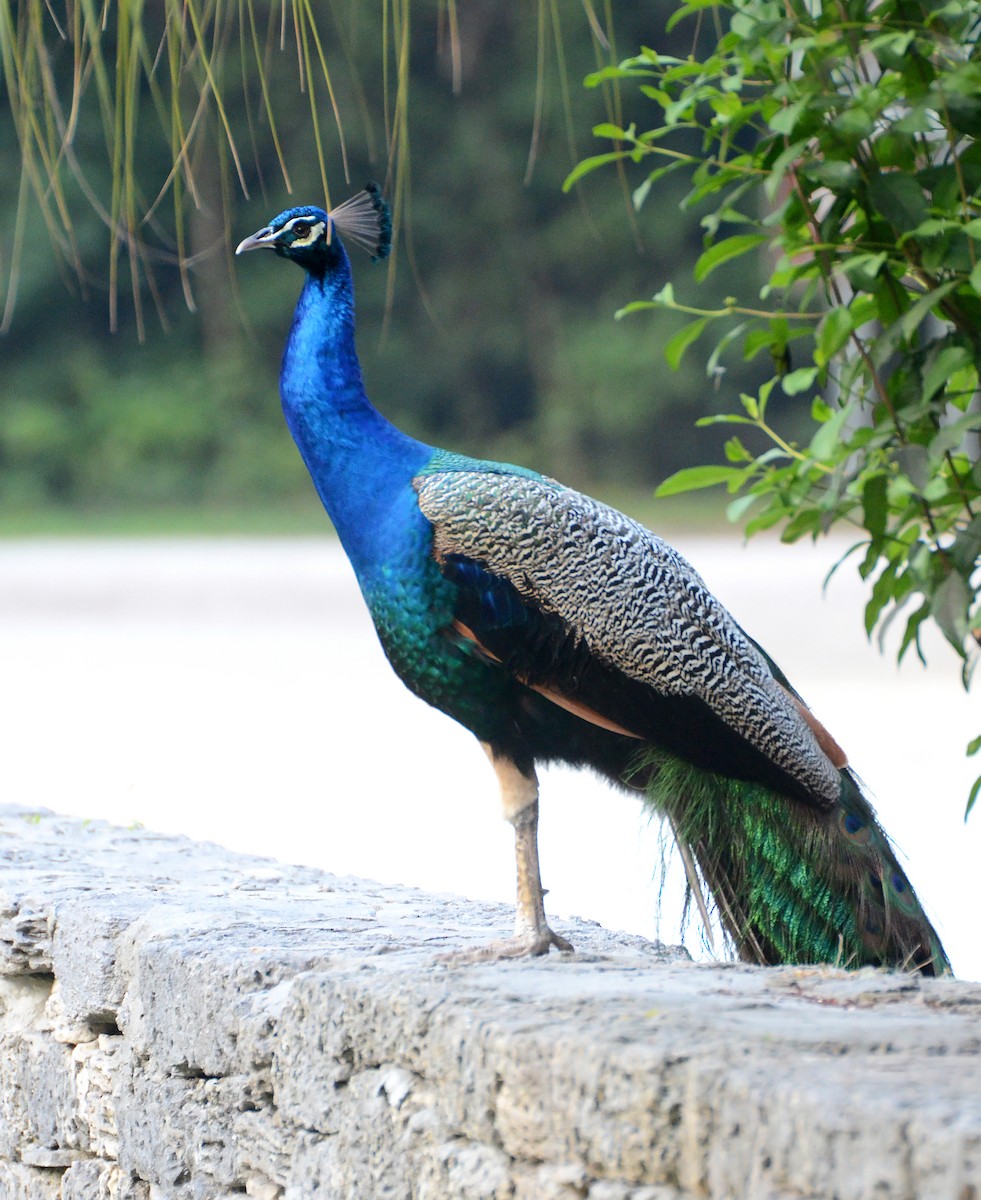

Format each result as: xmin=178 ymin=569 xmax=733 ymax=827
xmin=569 ymin=0 xmax=981 ymax=814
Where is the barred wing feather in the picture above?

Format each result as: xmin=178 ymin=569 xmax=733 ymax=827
xmin=415 ymin=469 xmax=841 ymax=808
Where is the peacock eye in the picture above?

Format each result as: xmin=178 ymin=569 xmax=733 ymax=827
xmin=291 ymin=221 xmax=311 ymax=239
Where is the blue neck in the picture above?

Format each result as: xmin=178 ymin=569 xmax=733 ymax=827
xmin=279 ymin=254 xmax=432 ymax=571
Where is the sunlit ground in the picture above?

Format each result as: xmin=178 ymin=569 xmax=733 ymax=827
xmin=2 ymin=534 xmax=977 ymax=979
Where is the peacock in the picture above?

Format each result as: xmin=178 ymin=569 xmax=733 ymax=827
xmin=236 ymin=184 xmax=949 ymax=975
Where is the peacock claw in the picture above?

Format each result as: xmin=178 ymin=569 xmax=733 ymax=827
xmin=437 ymin=926 xmax=574 ymax=965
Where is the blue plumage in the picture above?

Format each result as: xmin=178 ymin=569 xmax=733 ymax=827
xmin=237 ymin=186 xmax=949 ymax=974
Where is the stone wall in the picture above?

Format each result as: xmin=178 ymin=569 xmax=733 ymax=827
xmin=1 ymin=803 xmax=979 ymax=1200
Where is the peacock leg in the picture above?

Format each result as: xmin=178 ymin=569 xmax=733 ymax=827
xmin=439 ymin=746 xmax=573 ymax=963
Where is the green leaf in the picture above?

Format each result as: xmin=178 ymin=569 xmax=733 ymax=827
xmin=874 ymin=131 xmax=917 ymax=171
xmin=933 ymin=570 xmax=971 ymax=654
xmin=616 ymin=282 xmax=684 ymax=320
xmin=663 ymin=318 xmax=709 ymax=370
xmin=892 ymin=104 xmax=931 ymax=135
xmin=928 ymin=412 xmax=981 ymax=462
xmin=633 ymin=161 xmax=685 ymax=209
xmin=898 ymin=602 xmax=930 ymax=665
xmin=693 ymin=234 xmax=768 ymax=283
xmin=743 ymin=327 xmax=777 ymax=362
xmin=744 ymin=504 xmax=788 ymax=536
xmin=614 ymin=301 xmax=659 ymax=319
xmin=768 ymin=99 xmax=809 ymax=137
xmin=591 ymin=122 xmax=631 ymax=140
xmin=764 ymin=138 xmax=811 ymax=202
xmin=666 ymin=0 xmax=726 ymax=32
xmin=781 ymin=366 xmax=818 ymax=395
xmin=724 ymin=436 xmax=752 ymax=463
xmin=696 ymin=413 xmax=757 ymax=428
xmin=726 ymin=491 xmax=762 ymax=523
xmin=904 ymin=217 xmax=961 ymax=240
xmin=966 ymin=775 xmax=981 ymax=820
xmin=706 ymin=322 xmax=748 ymax=378
xmin=562 ymin=151 xmax=628 ymax=192
xmin=655 ymin=465 xmax=745 ymax=498
xmin=948 ymin=362 xmax=980 ymax=410
xmin=781 ymin=508 xmax=823 ymax=542
xmin=710 ymin=92 xmax=742 ymax=123
xmin=862 ymin=474 xmax=889 ymax=541
xmin=943 ymin=90 xmax=981 ymax=138
xmin=865 ymin=560 xmax=899 ymax=636
xmin=867 ymin=173 xmax=929 ymax=233
xmin=922 ymin=344 xmax=973 ymax=401
xmin=583 ymin=63 xmax=657 ymax=87
xmin=951 ymin=515 xmax=981 ymax=575
xmin=815 ymin=307 xmax=854 ymax=367
xmin=802 ymin=160 xmax=859 ymax=190
xmin=967 ymin=735 xmax=981 ymax=758
xmin=839 ymin=252 xmax=888 ymax=291
xmin=810 ymin=404 xmax=850 ymax=461
xmin=832 ymin=106 xmax=874 ymax=142
xmin=874 ymin=280 xmax=960 ymax=362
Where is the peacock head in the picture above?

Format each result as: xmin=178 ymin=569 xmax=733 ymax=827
xmin=235 ymin=183 xmax=391 ymax=272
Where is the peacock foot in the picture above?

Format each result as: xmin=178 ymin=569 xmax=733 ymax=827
xmin=437 ymin=925 xmax=574 ymax=965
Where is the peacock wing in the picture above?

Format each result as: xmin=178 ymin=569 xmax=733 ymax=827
xmin=414 ymin=467 xmax=842 ymax=808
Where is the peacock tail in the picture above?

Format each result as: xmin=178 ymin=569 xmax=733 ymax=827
xmin=634 ymin=746 xmax=950 ymax=973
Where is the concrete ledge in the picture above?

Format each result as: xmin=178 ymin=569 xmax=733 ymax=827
xmin=1 ymin=803 xmax=979 ymax=1200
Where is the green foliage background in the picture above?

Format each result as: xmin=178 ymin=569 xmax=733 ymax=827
xmin=571 ymin=0 xmax=981 ymax=806
xmin=0 ymin=3 xmax=777 ymax=520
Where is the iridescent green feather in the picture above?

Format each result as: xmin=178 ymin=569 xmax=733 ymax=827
xmin=634 ymin=745 xmax=950 ymax=973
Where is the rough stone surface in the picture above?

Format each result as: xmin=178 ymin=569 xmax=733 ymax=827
xmin=1 ymin=803 xmax=980 ymax=1200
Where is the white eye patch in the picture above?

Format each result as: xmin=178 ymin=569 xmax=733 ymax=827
xmin=281 ymin=217 xmax=326 ymax=247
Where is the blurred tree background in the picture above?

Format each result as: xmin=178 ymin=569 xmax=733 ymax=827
xmin=0 ymin=1 xmax=776 ymax=526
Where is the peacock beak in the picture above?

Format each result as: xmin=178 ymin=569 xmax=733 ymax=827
xmin=235 ymin=226 xmax=279 ymax=255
